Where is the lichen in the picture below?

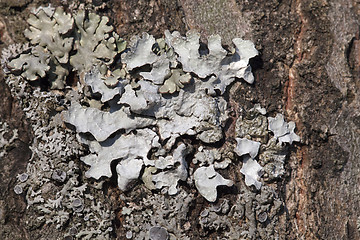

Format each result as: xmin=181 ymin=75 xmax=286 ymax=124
xmin=240 ymin=155 xmax=263 ymax=190
xmin=122 ymin=32 xmax=160 ymax=71
xmin=0 ymin=121 xmax=18 ymax=158
xmin=4 ymin=73 xmax=113 ymax=238
xmin=70 ymin=10 xmax=120 ymax=72
xmin=2 ymin=5 xmax=301 ymax=239
xmin=24 ymin=7 xmax=74 ymax=64
xmin=165 ymin=30 xmax=258 ymax=93
xmin=84 ymin=68 xmax=126 ymax=102
xmin=234 ymin=138 xmax=261 ymax=158
xmin=268 ymin=113 xmax=300 ymax=144
xmin=152 ymin=143 xmax=190 ymax=195
xmin=6 ymin=6 xmax=126 ymax=89
xmin=65 ymin=102 xmax=156 ymax=142
xmin=194 ymin=165 xmax=233 ymax=202
xmin=119 ymin=188 xmax=193 ymax=240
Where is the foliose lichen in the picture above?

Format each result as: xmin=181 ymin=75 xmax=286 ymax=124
xmin=2 ymin=4 xmax=301 ymax=239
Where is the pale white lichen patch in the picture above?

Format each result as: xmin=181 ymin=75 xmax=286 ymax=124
xmin=152 ymin=144 xmax=190 ymax=195
xmin=194 ymin=165 xmax=233 ymax=202
xmin=116 ymin=158 xmax=144 ymax=191
xmin=122 ymin=32 xmax=159 ymax=70
xmin=268 ymin=113 xmax=300 ymax=144
xmin=84 ymin=68 xmax=126 ymax=102
xmin=79 ymin=128 xmax=159 ymax=179
xmin=140 ymin=54 xmax=171 ymax=85
xmin=65 ymin=102 xmax=155 ymax=142
xmin=240 ymin=155 xmax=263 ymax=190
xmin=234 ymin=138 xmax=261 ymax=158
xmin=165 ymin=30 xmax=258 ymax=92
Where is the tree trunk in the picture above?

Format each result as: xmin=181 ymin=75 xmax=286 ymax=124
xmin=0 ymin=0 xmax=359 ymax=239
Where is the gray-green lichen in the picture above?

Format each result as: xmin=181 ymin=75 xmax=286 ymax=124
xmin=70 ymin=10 xmax=122 ymax=73
xmin=6 ymin=5 xmax=126 ymax=89
xmin=2 ymin=5 xmax=301 ymax=240
xmin=3 ymin=73 xmax=113 ymax=239
xmin=25 ymin=7 xmax=74 ymax=64
xmin=120 ymin=189 xmax=194 ymax=239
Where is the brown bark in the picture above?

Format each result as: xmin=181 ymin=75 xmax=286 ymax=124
xmin=0 ymin=0 xmax=359 ymax=239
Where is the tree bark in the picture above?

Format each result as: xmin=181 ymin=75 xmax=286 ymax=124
xmin=0 ymin=0 xmax=359 ymax=239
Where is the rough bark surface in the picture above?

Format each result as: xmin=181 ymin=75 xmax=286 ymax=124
xmin=0 ymin=0 xmax=359 ymax=239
